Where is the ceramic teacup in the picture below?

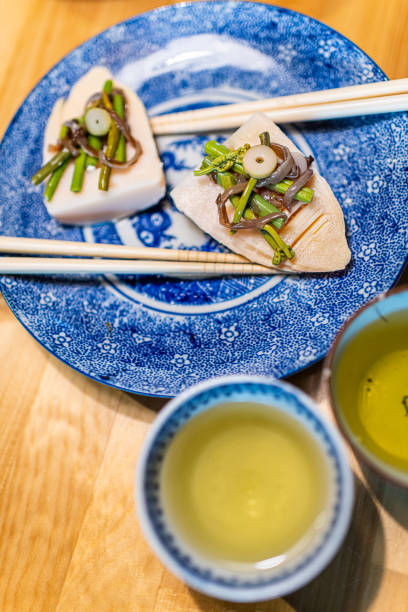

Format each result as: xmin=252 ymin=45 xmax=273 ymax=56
xmin=136 ymin=375 xmax=353 ymax=602
xmin=324 ymin=285 xmax=408 ymax=489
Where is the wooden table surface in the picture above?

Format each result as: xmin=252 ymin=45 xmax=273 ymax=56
xmin=1 ymin=1 xmax=407 ymax=610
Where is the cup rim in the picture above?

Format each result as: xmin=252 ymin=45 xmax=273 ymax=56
xmin=323 ymin=284 xmax=408 ymax=489
xmin=135 ymin=374 xmax=354 ymax=602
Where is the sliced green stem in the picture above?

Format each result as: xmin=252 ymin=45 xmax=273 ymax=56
xmin=98 ymin=126 xmax=119 ymax=190
xmin=217 ymin=171 xmax=236 ymax=192
xmin=262 ymin=232 xmax=284 ymax=265
xmin=59 ymin=125 xmax=69 ymax=139
xmin=86 ymin=157 xmax=98 ymax=168
xmin=263 ymin=224 xmax=294 ymax=260
xmin=232 ymin=177 xmax=257 ymax=225
xmin=250 ymin=194 xmax=285 ymax=230
xmin=88 ymin=134 xmax=102 ymax=150
xmin=44 ymin=156 xmax=71 ymax=201
xmin=86 ymin=135 xmax=102 ymax=167
xmin=99 ymin=80 xmax=119 ymax=191
xmin=259 ymin=131 xmax=270 ymax=146
xmin=113 ymin=93 xmax=126 ymax=162
xmin=103 ymin=79 xmax=113 ymax=96
xmin=32 ymin=150 xmax=71 ymax=185
xmin=32 ymin=125 xmax=72 ymax=186
xmin=70 ymin=151 xmax=87 ymax=192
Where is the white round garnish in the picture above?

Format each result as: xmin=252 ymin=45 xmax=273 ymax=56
xmin=243 ymin=145 xmax=277 ymax=179
xmin=84 ymin=108 xmax=112 ymax=136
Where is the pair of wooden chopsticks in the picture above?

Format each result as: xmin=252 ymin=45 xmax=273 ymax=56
xmin=0 ymin=236 xmax=277 ymax=277
xmin=150 ymin=78 xmax=408 ymax=134
xmin=5 ymin=83 xmax=404 ymax=277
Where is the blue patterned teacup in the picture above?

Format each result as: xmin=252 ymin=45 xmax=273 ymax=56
xmin=136 ymin=376 xmax=353 ymax=602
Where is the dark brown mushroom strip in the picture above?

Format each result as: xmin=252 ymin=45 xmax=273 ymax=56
xmin=254 ymin=187 xmax=285 ymax=208
xmin=58 ymin=121 xmax=86 ymax=155
xmin=256 ymin=144 xmax=294 ymax=187
xmin=209 ymin=171 xmax=218 ymax=184
xmin=216 ymin=194 xmax=287 ymax=230
xmin=288 ymin=150 xmax=309 ymax=179
xmin=287 ymin=152 xmax=315 ymax=179
xmin=58 ymin=137 xmax=81 ymax=157
xmin=103 ymin=109 xmax=143 ymax=167
xmin=105 ymin=109 xmax=132 ymax=141
xmin=217 ymin=182 xmax=249 ymax=205
xmin=283 ymin=169 xmax=314 ymax=210
xmin=85 ymin=92 xmax=102 ymax=109
xmin=286 ymin=164 xmax=300 ymax=180
xmin=61 ymin=121 xmax=101 ymax=157
xmin=235 ymin=173 xmax=248 ymax=184
xmin=99 ymin=146 xmax=142 ymax=169
xmin=63 ymin=119 xmax=83 ymax=134
xmin=86 ymin=87 xmax=128 ymax=111
xmin=74 ymin=133 xmax=102 ymax=157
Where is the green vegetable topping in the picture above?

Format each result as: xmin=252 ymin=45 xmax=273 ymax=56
xmin=202 ymin=140 xmax=313 ymax=204
xmin=259 ymin=131 xmax=271 ymax=146
xmin=196 ymin=137 xmax=308 ymax=265
xmin=44 ymin=156 xmax=71 ymax=202
xmin=98 ymin=80 xmax=120 ymax=191
xmin=213 ymin=164 xmax=293 ymax=265
xmin=194 ymin=144 xmax=250 ymax=176
xmin=232 ymin=177 xmax=257 ymax=225
xmin=31 ymin=150 xmax=71 ymax=186
xmin=70 ymin=151 xmax=87 ymax=192
xmin=113 ymin=92 xmax=127 ymax=163
xmin=32 ymin=76 xmax=141 ymax=198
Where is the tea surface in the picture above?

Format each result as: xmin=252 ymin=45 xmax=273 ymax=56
xmin=161 ymin=402 xmax=329 ymax=564
xmin=336 ymin=310 xmax=408 ymax=471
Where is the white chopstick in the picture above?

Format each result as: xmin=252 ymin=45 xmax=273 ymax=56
xmin=0 ymin=236 xmax=248 ymax=264
xmin=0 ymin=257 xmax=275 ymax=276
xmin=0 ymin=236 xmax=277 ymax=276
xmin=150 ymin=79 xmax=408 ymax=134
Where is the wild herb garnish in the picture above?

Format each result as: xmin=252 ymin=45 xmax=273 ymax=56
xmin=32 ymin=79 xmax=142 ymax=200
xmin=194 ymin=135 xmax=315 ymax=265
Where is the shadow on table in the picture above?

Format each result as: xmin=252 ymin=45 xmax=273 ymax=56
xmin=126 ymin=392 xmax=168 ymax=414
xmin=285 ymin=476 xmax=384 ymax=612
xmin=187 ymin=476 xmax=385 ymax=612
xmin=361 ymin=462 xmax=408 ymax=530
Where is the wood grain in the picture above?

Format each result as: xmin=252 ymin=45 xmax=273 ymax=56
xmin=0 ymin=1 xmax=407 ymax=611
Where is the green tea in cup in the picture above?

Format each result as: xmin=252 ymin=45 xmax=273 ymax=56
xmin=136 ymin=376 xmax=353 ymax=602
xmin=327 ymin=286 xmax=408 ymax=488
xmin=161 ymin=401 xmax=331 ymax=566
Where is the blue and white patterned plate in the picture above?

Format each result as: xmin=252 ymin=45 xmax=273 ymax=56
xmin=1 ymin=2 xmax=407 ymax=397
